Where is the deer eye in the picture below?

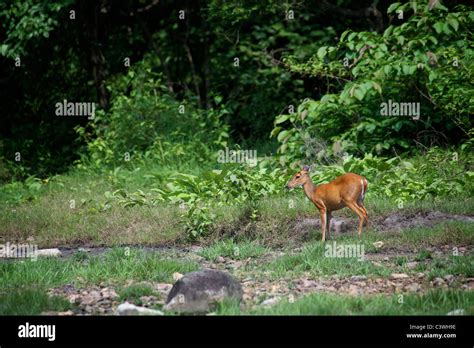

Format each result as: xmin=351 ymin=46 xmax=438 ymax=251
xmin=296 ymin=175 xmax=301 ymax=178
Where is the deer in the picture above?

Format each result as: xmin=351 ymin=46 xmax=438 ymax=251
xmin=286 ymin=165 xmax=369 ymax=242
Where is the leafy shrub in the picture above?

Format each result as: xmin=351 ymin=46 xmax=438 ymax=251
xmin=75 ymin=53 xmax=229 ymax=168
xmin=272 ymin=2 xmax=473 ymax=167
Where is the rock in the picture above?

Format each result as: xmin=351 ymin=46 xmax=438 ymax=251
xmin=416 ymin=272 xmax=425 ymax=279
xmin=261 ymin=297 xmax=280 ymax=306
xmin=155 ymin=283 xmax=172 ymax=291
xmin=82 ymin=290 xmax=101 ymax=305
xmin=372 ymin=241 xmax=384 ymax=249
xmin=189 ymin=245 xmax=203 ymax=253
xmin=433 ymin=277 xmax=445 ymax=286
xmin=299 ymin=279 xmax=318 ymax=288
xmin=348 ymin=285 xmax=360 ymax=295
xmin=390 ymin=273 xmax=409 ymax=280
xmin=117 ymin=302 xmax=164 ymax=316
xmin=164 ymin=269 xmax=243 ymax=313
xmin=350 ymin=275 xmax=367 ymax=282
xmin=406 ymin=261 xmax=418 ymax=269
xmin=444 ymin=274 xmax=455 ymax=283
xmin=58 ymin=310 xmax=75 ymax=316
xmin=404 ymin=283 xmax=421 ymax=292
xmin=35 ymin=248 xmax=62 ymax=258
xmin=447 ymin=309 xmax=465 ymax=316
xmin=331 ymin=219 xmax=347 ymax=234
xmin=100 ymin=288 xmax=118 ymax=299
xmin=172 ymin=272 xmax=184 ymax=281
xmin=216 ymin=256 xmax=225 ymax=263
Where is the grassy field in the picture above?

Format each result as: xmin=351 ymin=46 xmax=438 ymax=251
xmin=1 ymin=166 xmax=473 ymax=315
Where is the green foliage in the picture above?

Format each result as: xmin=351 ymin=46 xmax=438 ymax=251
xmin=107 ymin=162 xmax=286 ymax=240
xmin=272 ymin=2 xmax=473 ymax=165
xmin=0 ymin=0 xmax=73 ymax=58
xmin=306 ymin=148 xmax=473 ymax=205
xmin=76 ymin=53 xmax=229 ymax=168
xmin=119 ymin=284 xmax=158 ymax=306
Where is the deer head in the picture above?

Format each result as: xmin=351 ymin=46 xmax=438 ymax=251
xmin=286 ymin=165 xmax=311 ymax=189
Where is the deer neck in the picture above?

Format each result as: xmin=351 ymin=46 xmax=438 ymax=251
xmin=302 ymin=178 xmax=317 ymax=200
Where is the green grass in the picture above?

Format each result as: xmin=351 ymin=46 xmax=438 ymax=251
xmin=0 ymin=248 xmax=198 ymax=293
xmin=118 ymin=284 xmax=160 ymax=306
xmin=0 ymin=288 xmax=71 ymax=316
xmin=212 ymin=290 xmax=474 ymax=315
xmin=1 ymin=161 xmax=473 ymax=248
xmin=0 ymin=248 xmax=199 ymax=315
xmin=260 ymin=222 xmax=473 ymax=279
xmin=250 ymin=290 xmax=474 ymax=315
xmin=198 ymin=240 xmax=269 ymax=261
xmin=264 ymin=240 xmax=390 ymax=279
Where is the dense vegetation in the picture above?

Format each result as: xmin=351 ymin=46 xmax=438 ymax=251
xmin=1 ymin=0 xmax=472 ymax=241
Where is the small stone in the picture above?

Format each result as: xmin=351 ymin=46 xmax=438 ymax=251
xmin=390 ymin=273 xmax=409 ymax=280
xmin=404 ymin=283 xmax=421 ymax=292
xmin=216 ymin=256 xmax=225 ymax=263
xmin=372 ymin=241 xmax=384 ymax=249
xmin=444 ymin=274 xmax=455 ymax=283
xmin=35 ymin=248 xmax=62 ymax=258
xmin=154 ymin=283 xmax=172 ymax=292
xmin=189 ymin=245 xmax=203 ymax=253
xmin=350 ymin=275 xmax=367 ymax=282
xmin=300 ymin=279 xmax=318 ymax=288
xmin=117 ymin=302 xmax=164 ymax=316
xmin=433 ymin=277 xmax=445 ymax=286
xmin=261 ymin=297 xmax=280 ymax=306
xmin=172 ymin=272 xmax=184 ymax=281
xmin=100 ymin=288 xmax=118 ymax=299
xmin=348 ymin=285 xmax=359 ymax=295
xmin=447 ymin=309 xmax=465 ymax=316
xmin=406 ymin=261 xmax=418 ymax=269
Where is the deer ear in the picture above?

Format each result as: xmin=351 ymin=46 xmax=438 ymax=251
xmin=302 ymin=165 xmax=310 ymax=171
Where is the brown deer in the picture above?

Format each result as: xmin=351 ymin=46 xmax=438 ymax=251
xmin=286 ymin=166 xmax=369 ymax=241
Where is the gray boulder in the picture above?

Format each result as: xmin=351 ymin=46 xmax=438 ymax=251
xmin=164 ymin=269 xmax=243 ymax=313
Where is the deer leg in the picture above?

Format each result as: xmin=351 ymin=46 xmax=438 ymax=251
xmin=345 ymin=201 xmax=366 ymax=237
xmin=326 ymin=212 xmax=332 ymax=240
xmin=319 ymin=208 xmax=327 ymax=242
xmin=358 ymin=204 xmax=369 ymax=228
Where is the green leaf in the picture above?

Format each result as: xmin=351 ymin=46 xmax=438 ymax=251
xmin=348 ymin=32 xmax=357 ymax=42
xmin=317 ymin=46 xmax=327 ymax=60
xmin=275 ymin=115 xmax=290 ymax=124
xmin=447 ymin=17 xmax=459 ymax=31
xmin=340 ymin=30 xmax=350 ymax=42
xmin=277 ymin=130 xmax=290 ymax=142
xmin=432 ymin=22 xmax=444 ymax=34
xmin=402 ymin=65 xmax=417 ymax=75
xmin=353 ymin=87 xmax=365 ymax=101
xmin=372 ymin=81 xmax=382 ymax=93
xmin=387 ymin=2 xmax=401 ymax=14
